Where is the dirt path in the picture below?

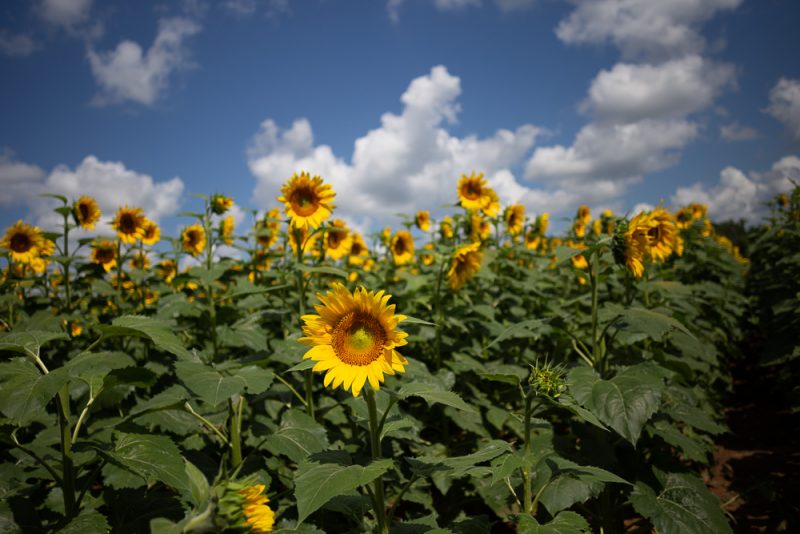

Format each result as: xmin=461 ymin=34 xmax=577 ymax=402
xmin=705 ymin=358 xmax=800 ymax=533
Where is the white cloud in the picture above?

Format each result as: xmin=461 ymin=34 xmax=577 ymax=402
xmin=767 ymin=78 xmax=800 ymax=144
xmin=434 ymin=0 xmax=481 ymax=10
xmin=223 ymin=0 xmax=257 ymax=15
xmin=583 ymin=56 xmax=735 ymax=123
xmin=0 ymin=150 xmax=47 ymax=206
xmin=720 ymin=122 xmax=758 ymax=142
xmin=630 ymin=202 xmax=655 ymax=215
xmin=672 ymin=155 xmax=798 ymax=222
xmin=0 ymin=31 xmax=39 ymax=57
xmin=87 ymin=17 xmax=200 ymax=106
xmin=249 ymin=66 xmax=551 ymax=227
xmin=38 ymin=0 xmax=93 ymax=29
xmin=556 ymin=0 xmax=742 ymax=60
xmin=496 ymin=0 xmax=536 ymax=12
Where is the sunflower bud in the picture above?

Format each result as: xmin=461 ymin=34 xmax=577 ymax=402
xmin=528 ymin=361 xmax=566 ymax=399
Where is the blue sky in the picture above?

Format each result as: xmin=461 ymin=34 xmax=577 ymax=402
xmin=1 ymin=0 xmax=799 ymax=238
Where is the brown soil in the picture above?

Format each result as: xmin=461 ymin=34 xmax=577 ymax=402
xmin=704 ymin=359 xmax=800 ymax=533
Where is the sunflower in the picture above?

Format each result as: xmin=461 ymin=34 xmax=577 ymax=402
xmin=576 ymin=205 xmax=591 ymax=225
xmin=469 ymin=212 xmax=491 ymax=243
xmin=141 ymin=219 xmax=161 ymax=246
xmin=325 ymin=219 xmax=352 ymax=261
xmin=534 ymin=213 xmax=549 ymax=235
xmin=157 ymin=259 xmax=177 ymax=282
xmin=210 ymin=194 xmax=234 ymax=215
xmin=675 ymin=207 xmax=694 ymax=230
xmin=288 ymin=225 xmax=320 ymax=257
xmin=567 ymin=241 xmax=588 ymax=270
xmin=112 ymin=206 xmax=146 ymax=244
xmin=1 ymin=220 xmax=46 ymax=264
xmin=612 ymin=212 xmax=650 ymax=278
xmin=689 ymin=203 xmax=707 ymax=220
xmin=482 ymin=188 xmax=500 ymax=218
xmin=348 ymin=233 xmax=369 ymax=265
xmin=504 ymin=204 xmax=525 ymax=236
xmin=181 ymin=224 xmax=206 ymax=257
xmin=255 ymin=209 xmax=280 ymax=249
xmin=573 ymin=220 xmax=586 ymax=239
xmin=457 ymin=172 xmax=490 ymax=211
xmin=277 ymin=172 xmax=336 ymax=230
xmin=91 ymin=240 xmax=117 ymax=272
xmin=421 ymin=242 xmax=435 ymax=266
xmin=129 ymin=251 xmax=150 ymax=271
xmin=299 ymin=283 xmax=408 ymax=397
xmin=220 ymin=215 xmax=235 ymax=245
xmin=440 ymin=216 xmax=454 ymax=239
xmin=448 ymin=242 xmax=483 ymax=290
xmin=239 ymin=484 xmax=275 ymax=533
xmin=525 ymin=229 xmax=542 ymax=251
xmin=592 ymin=219 xmax=602 ymax=236
xmin=391 ymin=231 xmax=415 ymax=266
xmin=646 ymin=208 xmax=677 ymax=262
xmin=72 ymin=196 xmax=101 ymax=230
xmin=414 ymin=210 xmax=431 ymax=231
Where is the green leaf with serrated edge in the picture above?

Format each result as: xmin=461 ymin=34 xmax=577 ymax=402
xmin=286 ymin=359 xmax=315 ymax=372
xmin=398 ymin=382 xmax=476 ymax=413
xmin=0 ymin=360 xmax=69 ymax=424
xmin=183 ymin=459 xmax=210 ymax=508
xmin=294 ymin=459 xmax=393 ymax=524
xmin=264 ymin=409 xmax=329 ymax=462
xmin=630 ymin=471 xmax=732 ymax=534
xmin=98 ymin=315 xmax=192 ymax=360
xmin=555 ymin=393 xmax=608 ymax=430
xmin=128 ymin=385 xmax=188 ymax=418
xmin=487 ymin=318 xmax=547 ymax=348
xmin=56 ymin=508 xmax=109 ymax=533
xmin=536 ymin=456 xmax=629 ymax=515
xmin=402 ymin=316 xmax=437 ymax=326
xmin=647 ymin=420 xmax=711 ymax=463
xmin=0 ymin=500 xmax=21 ymax=534
xmin=175 ymin=361 xmax=273 ymax=406
xmin=519 ymin=511 xmax=590 ymax=534
xmin=0 ymin=330 xmax=68 ymax=360
xmin=106 ymin=432 xmax=188 ymax=490
xmin=568 ymin=363 xmax=665 ymax=445
xmin=611 ymin=306 xmax=695 ymax=341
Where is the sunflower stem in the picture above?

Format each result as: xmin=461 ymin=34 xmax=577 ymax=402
xmin=521 ymin=392 xmax=533 ymax=515
xmin=57 ymin=384 xmax=77 ymax=519
xmin=293 ymin=226 xmax=316 ymax=419
xmin=365 ymin=389 xmax=389 ymax=534
xmin=61 ymin=209 xmax=72 ymax=312
xmin=432 ymin=259 xmax=447 ymax=370
xmin=589 ymin=248 xmax=601 ymax=372
xmin=229 ymin=396 xmax=244 ymax=469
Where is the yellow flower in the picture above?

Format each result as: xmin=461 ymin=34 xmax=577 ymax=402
xmin=482 ymin=188 xmax=500 ymax=218
xmin=348 ymin=233 xmax=369 ymax=265
xmin=129 ymin=251 xmax=150 ymax=270
xmin=181 ymin=224 xmax=206 ymax=256
xmin=674 ymin=207 xmax=693 ymax=230
xmin=573 ymin=220 xmax=586 ymax=239
xmin=157 ymin=259 xmax=177 ymax=282
xmin=111 ymin=206 xmax=146 ymax=244
xmin=567 ymin=241 xmax=588 ymax=270
xmin=469 ymin=212 xmax=491 ymax=243
xmin=277 ymin=172 xmax=335 ymax=230
xmin=576 ymin=204 xmax=591 ymax=225
xmin=211 ymin=194 xmax=234 ymax=215
xmin=300 ymin=283 xmax=408 ymax=397
xmin=525 ymin=230 xmax=542 ymax=251
xmin=613 ymin=212 xmax=650 ymax=278
xmin=415 ymin=211 xmax=431 ymax=231
xmin=689 ymin=203 xmax=707 ymax=220
xmin=391 ymin=231 xmax=415 ymax=265
xmin=592 ymin=219 xmax=602 ymax=236
xmin=255 ymin=209 xmax=280 ymax=249
xmin=238 ymin=484 xmax=275 ymax=533
xmin=220 ymin=215 xmax=235 ymax=245
xmin=421 ymin=242 xmax=435 ymax=266
xmin=534 ymin=213 xmax=549 ymax=235
xmin=91 ymin=240 xmax=117 ymax=272
xmin=381 ymin=226 xmax=392 ymax=247
xmin=141 ymin=219 xmax=161 ymax=246
xmin=504 ymin=204 xmax=525 ymax=236
xmin=646 ymin=208 xmax=677 ymax=262
xmin=288 ymin=225 xmax=320 ymax=257
xmin=440 ymin=216 xmax=454 ymax=239
xmin=457 ymin=172 xmax=491 ymax=211
xmin=448 ymin=242 xmax=483 ymax=290
xmin=72 ymin=196 xmax=101 ymax=230
xmin=1 ymin=220 xmax=47 ymax=265
xmin=325 ymin=219 xmax=352 ymax=261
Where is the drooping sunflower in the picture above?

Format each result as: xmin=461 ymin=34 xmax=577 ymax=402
xmin=220 ymin=215 xmax=235 ymax=245
xmin=482 ymin=188 xmax=500 ymax=218
xmin=576 ymin=204 xmax=591 ymax=225
xmin=239 ymin=484 xmax=276 ymax=533
xmin=72 ymin=196 xmax=101 ymax=230
xmin=469 ymin=212 xmax=491 ymax=243
xmin=440 ymin=216 xmax=454 ymax=240
xmin=141 ymin=219 xmax=161 ymax=246
xmin=91 ymin=240 xmax=117 ymax=272
xmin=348 ymin=233 xmax=369 ymax=265
xmin=646 ymin=208 xmax=677 ymax=262
xmin=325 ymin=219 xmax=352 ymax=261
xmin=218 ymin=481 xmax=275 ymax=533
xmin=391 ymin=231 xmax=415 ymax=266
xmin=525 ymin=229 xmax=542 ymax=251
xmin=534 ymin=213 xmax=550 ymax=235
xmin=277 ymin=172 xmax=336 ymax=230
xmin=1 ymin=220 xmax=46 ymax=264
xmin=573 ymin=220 xmax=586 ymax=239
xmin=612 ymin=212 xmax=651 ymax=278
xmin=112 ymin=206 xmax=146 ymax=244
xmin=448 ymin=242 xmax=483 ymax=290
xmin=415 ymin=211 xmax=431 ymax=231
xmin=210 ymin=194 xmax=234 ymax=215
xmin=457 ymin=172 xmax=490 ymax=211
xmin=504 ymin=204 xmax=525 ymax=236
xmin=181 ymin=224 xmax=206 ymax=257
xmin=299 ymin=283 xmax=408 ymax=397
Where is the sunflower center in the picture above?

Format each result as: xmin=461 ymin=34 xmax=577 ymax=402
xmin=9 ymin=232 xmax=33 ymax=253
xmin=290 ymin=188 xmax=319 ymax=217
xmin=332 ymin=311 xmax=387 ymax=366
xmin=648 ymin=225 xmax=662 ymax=243
xmin=96 ymin=248 xmax=114 ymax=263
xmin=393 ymin=238 xmax=406 ymax=255
xmin=187 ymin=231 xmax=200 ymax=247
xmin=463 ymin=182 xmax=482 ymax=200
xmin=119 ymin=213 xmax=137 ymax=234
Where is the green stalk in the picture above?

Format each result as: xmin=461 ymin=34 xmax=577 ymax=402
xmin=229 ymin=397 xmax=244 ymax=468
xmin=293 ymin=227 xmax=315 ymax=419
xmin=365 ymin=389 xmax=389 ymax=534
xmin=205 ymin=205 xmax=219 ymax=361
xmin=521 ymin=393 xmax=533 ymax=514
xmin=589 ymin=249 xmax=601 ymax=371
xmin=57 ymin=385 xmax=76 ymax=518
xmin=62 ymin=210 xmax=72 ymax=312
xmin=432 ymin=259 xmax=448 ymax=369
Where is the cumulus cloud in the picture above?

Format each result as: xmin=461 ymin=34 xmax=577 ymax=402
xmin=672 ymin=155 xmax=798 ymax=222
xmin=767 ymin=78 xmax=800 ymax=143
xmin=0 ymin=150 xmax=47 ymax=206
xmin=720 ymin=122 xmax=758 ymax=142
xmin=583 ymin=56 xmax=735 ymax=123
xmin=249 ymin=66 xmax=552 ymax=226
xmin=434 ymin=0 xmax=481 ymax=10
xmin=556 ymin=0 xmax=742 ymax=60
xmin=87 ymin=17 xmax=200 ymax=106
xmin=38 ymin=0 xmax=93 ymax=29
xmin=496 ymin=0 xmax=536 ymax=12
xmin=0 ymin=31 xmax=39 ymax=57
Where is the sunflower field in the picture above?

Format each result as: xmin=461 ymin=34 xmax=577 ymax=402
xmin=1 ymin=171 xmax=797 ymax=534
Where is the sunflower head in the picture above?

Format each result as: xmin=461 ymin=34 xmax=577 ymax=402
xmin=325 ymin=219 xmax=352 ymax=261
xmin=277 ymin=172 xmax=336 ymax=230
xmin=689 ymin=203 xmax=707 ymax=220
xmin=218 ymin=481 xmax=275 ymax=533
xmin=141 ymin=219 xmax=161 ymax=246
xmin=300 ymin=283 xmax=408 ymax=397
xmin=421 ymin=242 xmax=435 ymax=266
xmin=440 ymin=216 xmax=454 ymax=239
xmin=576 ymin=205 xmax=591 ymax=225
xmin=129 ymin=251 xmax=150 ymax=271
xmin=469 ymin=212 xmax=491 ymax=243
xmin=457 ymin=172 xmax=490 ymax=211
xmin=572 ymin=220 xmax=586 ymax=239
xmin=525 ymin=230 xmax=542 ymax=251
xmin=220 ymin=215 xmax=235 ymax=245
xmin=348 ymin=233 xmax=369 ymax=265
xmin=612 ymin=213 xmax=650 ymax=278
xmin=91 ymin=240 xmax=117 ymax=272
xmin=72 ymin=196 xmax=101 ymax=230
xmin=210 ymin=194 xmax=234 ymax=215
xmin=534 ymin=213 xmax=550 ymax=235
xmin=448 ymin=242 xmax=483 ymax=290
xmin=112 ymin=206 xmax=146 ymax=244
xmin=567 ymin=241 xmax=588 ymax=270
xmin=504 ymin=204 xmax=525 ymax=236
xmin=415 ymin=211 xmax=431 ymax=231
xmin=181 ymin=224 xmax=206 ymax=257
xmin=646 ymin=208 xmax=677 ymax=262
xmin=288 ymin=225 xmax=320 ymax=257
xmin=1 ymin=220 xmax=46 ymax=264
xmin=158 ymin=259 xmax=177 ymax=282
xmin=255 ymin=212 xmax=280 ymax=249
xmin=391 ymin=231 xmax=415 ymax=266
